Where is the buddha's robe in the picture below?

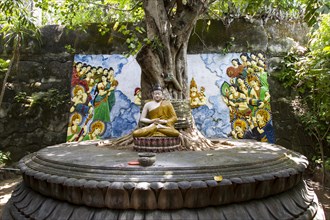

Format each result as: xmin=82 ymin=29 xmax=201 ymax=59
xmin=133 ymin=100 xmax=180 ymax=137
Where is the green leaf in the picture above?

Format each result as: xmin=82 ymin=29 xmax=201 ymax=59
xmin=323 ymin=46 xmax=330 ymax=52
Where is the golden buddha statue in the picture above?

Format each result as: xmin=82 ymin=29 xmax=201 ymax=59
xmin=132 ymin=85 xmax=180 ymax=137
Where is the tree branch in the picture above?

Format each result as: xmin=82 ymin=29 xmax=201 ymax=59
xmin=82 ymin=0 xmax=143 ymax=12
xmin=171 ymin=1 xmax=205 ymax=38
xmin=321 ymin=124 xmax=330 ymax=141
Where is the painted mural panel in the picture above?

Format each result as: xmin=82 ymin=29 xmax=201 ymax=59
xmin=67 ymin=54 xmax=141 ymax=142
xmin=188 ymin=53 xmax=275 ymax=143
xmin=67 ymin=53 xmax=274 ymax=143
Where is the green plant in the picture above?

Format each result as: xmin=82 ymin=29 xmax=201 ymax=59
xmin=14 ymin=89 xmax=69 ymax=114
xmin=0 ymin=151 xmax=11 ymax=166
xmin=0 ymin=0 xmax=41 ymax=108
xmin=64 ymin=44 xmax=76 ymax=54
xmin=312 ymin=156 xmax=330 ymax=171
xmin=33 ymin=89 xmax=69 ymax=109
xmin=279 ymin=14 xmax=330 ymax=186
xmin=278 ymin=48 xmax=302 ymax=89
xmin=0 ymin=58 xmax=10 ymax=71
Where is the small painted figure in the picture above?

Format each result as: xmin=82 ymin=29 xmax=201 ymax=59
xmin=93 ymin=73 xmax=115 ymax=122
xmin=134 ymin=87 xmax=142 ymax=105
xmin=231 ymin=118 xmax=248 ymax=139
xmin=84 ymin=70 xmax=95 ymax=93
xmin=248 ymin=109 xmax=275 ymax=143
xmin=190 ymin=77 xmax=200 ymax=108
xmin=226 ymin=58 xmax=244 ymax=78
xmin=228 ymin=85 xmax=251 ymax=117
xmin=70 ymin=84 xmax=91 ymax=114
xmin=82 ymin=120 xmax=105 ymax=141
xmin=247 ymin=79 xmax=271 ymax=111
xmin=198 ymin=86 xmax=207 ymax=106
xmin=67 ymin=112 xmax=83 ymax=142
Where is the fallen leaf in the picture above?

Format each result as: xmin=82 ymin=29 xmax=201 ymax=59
xmin=214 ymin=175 xmax=223 ymax=182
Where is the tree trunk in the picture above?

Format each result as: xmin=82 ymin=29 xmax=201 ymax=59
xmin=320 ymin=141 xmax=325 ymax=187
xmin=100 ymin=0 xmax=215 ymax=150
xmin=0 ymin=40 xmax=20 ymax=109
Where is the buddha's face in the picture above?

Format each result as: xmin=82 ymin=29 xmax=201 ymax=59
xmin=258 ymin=60 xmax=264 ymax=66
xmin=97 ymin=68 xmax=103 ymax=74
xmin=76 ymin=63 xmax=82 ymax=69
xmin=251 ymin=80 xmax=259 ymax=89
xmin=87 ymin=71 xmax=93 ymax=78
xmin=229 ymin=86 xmax=236 ymax=93
xmin=235 ymin=125 xmax=243 ymax=134
xmin=108 ymin=72 xmax=114 ymax=81
xmin=74 ymin=118 xmax=81 ymax=125
xmin=256 ymin=114 xmax=266 ymax=127
xmin=258 ymin=53 xmax=264 ymax=60
xmin=152 ymin=90 xmax=163 ymax=102
xmin=190 ymin=86 xmax=197 ymax=93
xmin=247 ymin=67 xmax=254 ymax=74
xmin=94 ymin=128 xmax=101 ymax=135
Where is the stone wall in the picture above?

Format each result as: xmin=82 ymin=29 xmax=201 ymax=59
xmin=0 ymin=18 xmax=315 ymax=163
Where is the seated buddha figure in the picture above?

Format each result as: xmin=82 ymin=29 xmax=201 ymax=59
xmin=132 ymin=85 xmax=180 ymax=137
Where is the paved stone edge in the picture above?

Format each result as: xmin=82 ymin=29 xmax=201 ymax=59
xmin=3 ymin=180 xmax=323 ymax=219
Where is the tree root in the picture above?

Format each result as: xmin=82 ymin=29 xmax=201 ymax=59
xmin=97 ymin=134 xmax=134 ymax=150
xmin=97 ymin=128 xmax=216 ymax=151
xmin=178 ymin=127 xmax=215 ymax=151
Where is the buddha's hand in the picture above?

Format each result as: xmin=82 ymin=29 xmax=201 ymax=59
xmin=151 ymin=118 xmax=160 ymax=124
xmin=156 ymin=124 xmax=168 ymax=129
xmin=151 ymin=119 xmax=167 ymax=125
xmin=158 ymin=119 xmax=167 ymax=124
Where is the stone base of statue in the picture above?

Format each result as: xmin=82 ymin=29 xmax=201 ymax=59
xmin=3 ymin=139 xmax=325 ymax=220
xmin=133 ymin=136 xmax=180 ymax=152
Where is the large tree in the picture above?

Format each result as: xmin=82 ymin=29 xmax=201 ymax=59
xmin=135 ymin=1 xmax=214 ymax=150
xmin=3 ymin=0 xmax=326 ymax=150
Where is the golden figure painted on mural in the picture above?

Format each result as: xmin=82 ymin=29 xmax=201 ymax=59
xmin=189 ymin=77 xmax=207 ymax=109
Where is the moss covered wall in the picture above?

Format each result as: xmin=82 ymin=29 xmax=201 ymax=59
xmin=0 ymin=18 xmax=314 ymax=163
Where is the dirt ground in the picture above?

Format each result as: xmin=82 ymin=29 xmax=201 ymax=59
xmin=0 ymin=176 xmax=22 ymax=217
xmin=307 ymin=180 xmax=330 ymax=219
xmin=0 ymin=176 xmax=329 ymax=219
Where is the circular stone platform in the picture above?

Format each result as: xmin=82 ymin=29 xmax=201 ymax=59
xmin=3 ymin=139 xmax=325 ymax=219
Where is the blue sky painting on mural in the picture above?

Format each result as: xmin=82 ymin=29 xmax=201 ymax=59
xmin=66 ymin=53 xmax=274 ymax=143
